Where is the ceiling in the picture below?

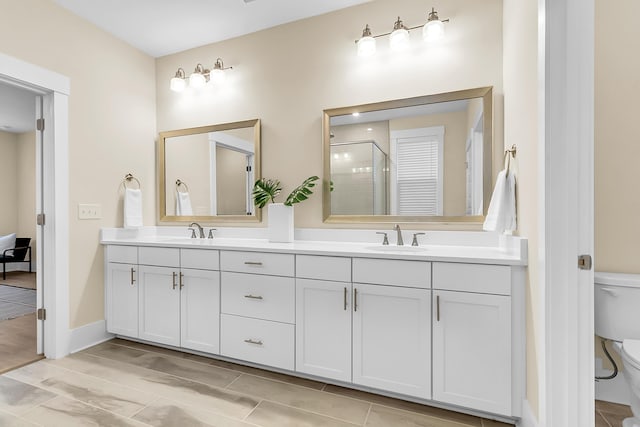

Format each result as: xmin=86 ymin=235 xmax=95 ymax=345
xmin=52 ymin=0 xmax=372 ymax=58
xmin=0 ymin=82 xmax=36 ymax=134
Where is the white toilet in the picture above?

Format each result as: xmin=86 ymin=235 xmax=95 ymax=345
xmin=595 ymin=272 xmax=640 ymax=427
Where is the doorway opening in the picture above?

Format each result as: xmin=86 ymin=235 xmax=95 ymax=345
xmin=0 ymin=81 xmax=42 ymax=371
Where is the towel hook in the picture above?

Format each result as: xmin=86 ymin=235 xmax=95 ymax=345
xmin=176 ymin=179 xmax=190 ymax=193
xmin=503 ymin=144 xmax=517 ymax=172
xmin=122 ymin=173 xmax=141 ymax=189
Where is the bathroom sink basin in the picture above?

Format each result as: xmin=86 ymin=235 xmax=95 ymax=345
xmin=365 ymin=245 xmax=428 ymax=253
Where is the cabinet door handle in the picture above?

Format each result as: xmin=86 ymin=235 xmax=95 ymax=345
xmin=244 ymin=294 xmax=263 ymax=300
xmin=244 ymin=339 xmax=263 ymax=346
xmin=436 ymin=295 xmax=440 ymax=322
xmin=244 ymin=261 xmax=263 ymax=266
xmin=130 ymin=268 xmax=135 ymax=285
xmin=344 ymin=287 xmax=347 ymax=311
xmin=172 ymin=272 xmax=177 ymax=290
xmin=353 ymin=288 xmax=358 ymax=312
xmin=179 ymin=272 xmax=184 ymax=289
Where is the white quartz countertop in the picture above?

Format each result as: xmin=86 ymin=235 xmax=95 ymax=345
xmin=100 ymin=229 xmax=527 ymax=266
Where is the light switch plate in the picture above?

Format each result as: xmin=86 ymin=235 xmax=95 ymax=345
xmin=78 ymin=203 xmax=102 ymax=219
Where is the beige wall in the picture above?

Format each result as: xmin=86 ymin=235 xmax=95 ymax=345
xmin=0 ymin=131 xmax=18 ymax=235
xmin=156 ymin=0 xmax=504 ymax=229
xmin=594 ymin=0 xmax=640 ymax=274
xmin=17 ymin=131 xmax=37 ymax=265
xmin=165 ymin=133 xmax=211 ymax=216
xmin=0 ymin=0 xmax=157 ymax=328
xmin=503 ymin=0 xmax=539 ymax=419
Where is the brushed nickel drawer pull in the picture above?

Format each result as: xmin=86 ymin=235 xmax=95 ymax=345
xmin=244 ymin=339 xmax=263 ymax=345
xmin=436 ymin=295 xmax=440 ymax=322
xmin=344 ymin=287 xmax=347 ymax=311
xmin=130 ymin=268 xmax=136 ymax=285
xmin=172 ymin=272 xmax=177 ymax=290
xmin=244 ymin=294 xmax=263 ymax=300
xmin=244 ymin=261 xmax=263 ymax=266
xmin=179 ymin=272 xmax=184 ymax=289
xmin=354 ymin=288 xmax=358 ymax=312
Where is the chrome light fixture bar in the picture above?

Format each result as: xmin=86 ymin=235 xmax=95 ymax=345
xmin=355 ymin=7 xmax=449 ymax=57
xmin=169 ymin=57 xmax=233 ymax=92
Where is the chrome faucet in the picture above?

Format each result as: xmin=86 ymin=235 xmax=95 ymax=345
xmin=189 ymin=222 xmax=205 ymax=238
xmin=394 ymin=224 xmax=404 ymax=246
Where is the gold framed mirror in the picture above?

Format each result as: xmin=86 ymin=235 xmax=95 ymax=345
xmin=158 ymin=119 xmax=261 ymax=223
xmin=323 ymin=87 xmax=493 ymax=224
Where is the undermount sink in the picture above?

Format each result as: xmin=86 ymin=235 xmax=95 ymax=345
xmin=365 ymin=245 xmax=428 ymax=253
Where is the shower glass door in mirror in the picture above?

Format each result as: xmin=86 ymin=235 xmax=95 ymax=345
xmin=158 ymin=119 xmax=261 ymax=223
xmin=323 ymin=87 xmax=492 ymax=223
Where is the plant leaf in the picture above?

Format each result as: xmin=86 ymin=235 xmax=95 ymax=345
xmin=284 ymin=176 xmax=319 ymax=206
xmin=252 ymin=178 xmax=282 ymax=208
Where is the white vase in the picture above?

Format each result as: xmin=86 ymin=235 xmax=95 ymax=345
xmin=268 ymin=203 xmax=294 ymax=243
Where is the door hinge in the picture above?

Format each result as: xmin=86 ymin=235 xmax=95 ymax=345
xmin=36 ymin=213 xmax=45 ymax=226
xmin=578 ymin=254 xmax=592 ymax=270
xmin=246 ymin=166 xmax=252 ymax=172
xmin=37 ymin=308 xmax=46 ymax=320
xmin=36 ymin=118 xmax=45 ymax=131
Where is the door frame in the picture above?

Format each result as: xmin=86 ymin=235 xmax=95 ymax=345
xmin=539 ymin=0 xmax=595 ymax=425
xmin=0 ymin=52 xmax=70 ymax=359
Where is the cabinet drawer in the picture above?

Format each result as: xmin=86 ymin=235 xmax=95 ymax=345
xmin=221 ymin=272 xmax=295 ymax=324
xmin=220 ymin=251 xmax=294 ymax=277
xmin=220 ymin=314 xmax=294 ymax=370
xmin=107 ymin=245 xmax=137 ymax=264
xmin=353 ymin=258 xmax=431 ymax=288
xmin=139 ymin=247 xmax=180 ymax=267
xmin=180 ymin=248 xmax=219 ymax=271
xmin=296 ymin=255 xmax=351 ymax=282
xmin=432 ymin=263 xmax=511 ymax=295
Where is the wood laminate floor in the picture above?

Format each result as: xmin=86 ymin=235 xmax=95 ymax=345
xmin=0 ymin=338 xmax=514 ymax=426
xmin=0 ymin=271 xmax=36 ymax=290
xmin=596 ymin=400 xmax=634 ymax=427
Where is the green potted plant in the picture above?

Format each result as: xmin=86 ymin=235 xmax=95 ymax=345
xmin=253 ymin=176 xmax=319 ymax=242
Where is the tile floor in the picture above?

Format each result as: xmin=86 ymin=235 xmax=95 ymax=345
xmin=0 ymin=338 xmax=515 ymax=426
xmin=596 ymin=400 xmax=633 ymax=427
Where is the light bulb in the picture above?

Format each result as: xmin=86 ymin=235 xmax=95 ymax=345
xmin=423 ymin=19 xmax=444 ymax=41
xmin=423 ymin=8 xmax=446 ymax=42
xmin=210 ymin=68 xmax=225 ymax=84
xmin=169 ymin=68 xmax=186 ymax=92
xmin=170 ymin=76 xmax=186 ymax=92
xmin=390 ymin=17 xmax=410 ymax=51
xmin=189 ymin=72 xmax=206 ymax=88
xmin=357 ymin=24 xmax=376 ymax=57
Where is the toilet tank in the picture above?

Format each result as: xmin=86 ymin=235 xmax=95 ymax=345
xmin=595 ymin=272 xmax=640 ymax=341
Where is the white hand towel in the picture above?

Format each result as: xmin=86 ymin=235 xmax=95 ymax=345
xmin=176 ymin=191 xmax=193 ymax=216
xmin=483 ymin=168 xmax=517 ymax=233
xmin=124 ymin=188 xmax=143 ymax=228
xmin=503 ymin=172 xmax=517 ymax=232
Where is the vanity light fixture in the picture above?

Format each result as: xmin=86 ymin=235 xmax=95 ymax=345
xmin=169 ymin=58 xmax=233 ymax=92
xmin=355 ymin=7 xmax=449 ymax=57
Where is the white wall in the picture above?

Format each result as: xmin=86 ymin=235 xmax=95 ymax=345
xmin=0 ymin=131 xmax=18 ymax=236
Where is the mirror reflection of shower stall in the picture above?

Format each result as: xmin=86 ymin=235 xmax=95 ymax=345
xmin=330 ymin=140 xmax=388 ymax=215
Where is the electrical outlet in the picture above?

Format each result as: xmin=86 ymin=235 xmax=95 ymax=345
xmin=78 ymin=203 xmax=102 ymax=219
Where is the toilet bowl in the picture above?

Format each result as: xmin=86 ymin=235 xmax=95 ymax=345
xmin=595 ymin=272 xmax=640 ymax=427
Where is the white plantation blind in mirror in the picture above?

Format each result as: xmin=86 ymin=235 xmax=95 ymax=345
xmin=391 ymin=126 xmax=444 ymax=216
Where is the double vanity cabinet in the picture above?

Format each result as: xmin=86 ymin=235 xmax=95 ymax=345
xmin=104 ymin=237 xmax=525 ymax=421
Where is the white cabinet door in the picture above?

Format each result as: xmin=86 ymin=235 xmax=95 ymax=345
xmin=352 ymin=283 xmax=431 ymax=399
xmin=138 ymin=265 xmax=180 ymax=346
xmin=296 ymin=279 xmax=352 ymax=382
xmin=180 ymin=268 xmax=220 ymax=354
xmin=106 ymin=263 xmax=138 ymax=338
xmin=432 ymin=290 xmax=511 ymax=415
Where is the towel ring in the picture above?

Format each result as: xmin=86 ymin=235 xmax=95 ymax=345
xmin=122 ymin=173 xmax=141 ymax=189
xmin=176 ymin=179 xmax=189 ymax=193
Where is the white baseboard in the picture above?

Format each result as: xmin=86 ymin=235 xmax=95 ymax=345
xmin=518 ymin=399 xmax=538 ymax=427
xmin=68 ymin=319 xmax=114 ymax=354
xmin=595 ymin=357 xmax=630 ymax=405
